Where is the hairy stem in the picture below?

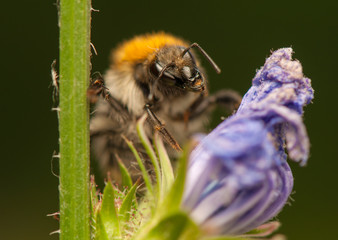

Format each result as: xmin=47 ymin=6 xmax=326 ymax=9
xmin=59 ymin=0 xmax=91 ymax=239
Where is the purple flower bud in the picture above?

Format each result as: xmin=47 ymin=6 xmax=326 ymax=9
xmin=182 ymin=48 xmax=314 ymax=235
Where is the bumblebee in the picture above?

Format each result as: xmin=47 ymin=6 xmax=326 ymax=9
xmin=89 ymin=32 xmax=241 ymax=183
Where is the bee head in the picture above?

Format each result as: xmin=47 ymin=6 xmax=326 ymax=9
xmin=150 ymin=43 xmax=220 ymax=93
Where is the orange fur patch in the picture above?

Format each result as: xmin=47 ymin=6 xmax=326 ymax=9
xmin=112 ymin=32 xmax=189 ymax=68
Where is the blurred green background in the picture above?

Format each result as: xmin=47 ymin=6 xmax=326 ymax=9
xmin=1 ymin=0 xmax=337 ymax=239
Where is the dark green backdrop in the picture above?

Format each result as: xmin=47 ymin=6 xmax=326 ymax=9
xmin=2 ymin=1 xmax=337 ymax=239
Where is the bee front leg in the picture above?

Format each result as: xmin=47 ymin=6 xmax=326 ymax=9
xmin=144 ymin=104 xmax=182 ymax=151
xmin=88 ymin=73 xmax=130 ymax=122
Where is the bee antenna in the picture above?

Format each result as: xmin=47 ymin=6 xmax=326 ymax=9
xmin=148 ymin=62 xmax=174 ymax=101
xmin=181 ymin=43 xmax=221 ymax=74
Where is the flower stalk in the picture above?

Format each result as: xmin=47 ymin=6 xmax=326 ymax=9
xmin=59 ymin=0 xmax=92 ymax=239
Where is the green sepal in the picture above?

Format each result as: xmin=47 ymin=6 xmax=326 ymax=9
xmin=157 ymin=145 xmax=189 ymax=215
xmin=136 ymin=114 xmax=161 ymax=199
xmin=119 ymin=179 xmax=139 ymax=229
xmin=117 ymin=156 xmax=133 ymax=189
xmin=100 ymin=180 xmax=120 ymax=238
xmin=133 ymin=147 xmax=192 ymax=240
xmin=123 ymin=135 xmax=153 ymax=197
xmin=154 ymin=132 xmax=174 ymax=200
xmin=133 ymin=212 xmax=200 ymax=240
xmin=95 ymin=212 xmax=109 ymax=240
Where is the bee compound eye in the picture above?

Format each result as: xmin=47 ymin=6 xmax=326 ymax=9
xmin=155 ymin=62 xmax=163 ymax=73
xmin=182 ymin=66 xmax=192 ymax=80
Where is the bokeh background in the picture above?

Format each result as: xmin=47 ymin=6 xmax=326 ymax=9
xmin=1 ymin=0 xmax=337 ymax=239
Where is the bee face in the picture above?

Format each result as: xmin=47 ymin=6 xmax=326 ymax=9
xmin=150 ymin=46 xmax=206 ymax=92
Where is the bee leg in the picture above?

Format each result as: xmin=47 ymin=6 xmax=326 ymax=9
xmin=103 ymin=93 xmax=130 ymax=121
xmin=178 ymin=89 xmax=242 ymax=122
xmin=144 ymin=104 xmax=182 ymax=151
xmin=87 ymin=72 xmax=107 ymax=103
xmin=88 ymin=73 xmax=130 ymax=121
xmin=207 ymin=89 xmax=242 ymax=113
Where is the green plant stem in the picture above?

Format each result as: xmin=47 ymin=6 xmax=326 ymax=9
xmin=59 ymin=0 xmax=91 ymax=239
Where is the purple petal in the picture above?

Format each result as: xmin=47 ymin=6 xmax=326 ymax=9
xmin=181 ymin=48 xmax=313 ymax=236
